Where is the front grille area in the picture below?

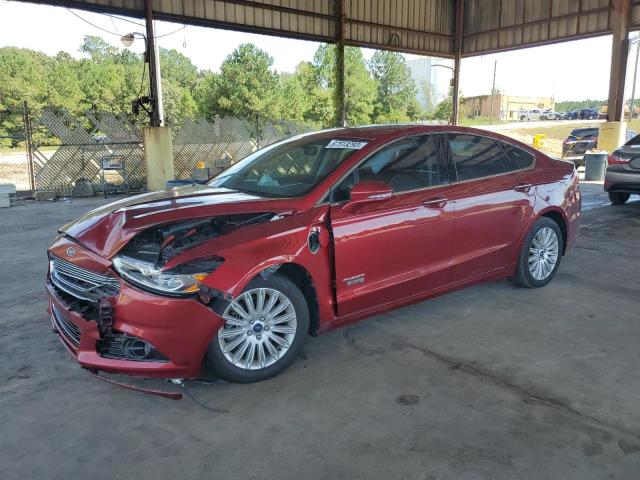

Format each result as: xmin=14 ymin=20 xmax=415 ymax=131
xmin=49 ymin=281 xmax=100 ymax=320
xmin=52 ymin=305 xmax=81 ymax=347
xmin=49 ymin=255 xmax=120 ymax=302
xmin=50 ymin=255 xmax=120 ymax=299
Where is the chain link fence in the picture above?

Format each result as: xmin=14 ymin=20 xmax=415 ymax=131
xmin=20 ymin=108 xmax=310 ymax=196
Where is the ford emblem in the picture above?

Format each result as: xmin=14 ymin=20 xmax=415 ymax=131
xmin=66 ymin=247 xmax=76 ymax=256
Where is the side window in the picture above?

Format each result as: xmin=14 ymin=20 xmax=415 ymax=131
xmin=332 ymin=135 xmax=443 ymax=202
xmin=446 ymin=134 xmax=512 ymax=181
xmin=500 ymin=142 xmax=534 ymax=170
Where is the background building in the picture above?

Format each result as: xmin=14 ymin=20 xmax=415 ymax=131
xmin=463 ymin=94 xmax=555 ymax=120
xmin=407 ymin=57 xmax=453 ymax=113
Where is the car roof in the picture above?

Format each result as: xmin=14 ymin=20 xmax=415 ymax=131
xmin=297 ymin=124 xmax=518 ymax=142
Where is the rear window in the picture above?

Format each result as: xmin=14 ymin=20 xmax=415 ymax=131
xmin=500 ymin=142 xmax=534 ymax=170
xmin=625 ymin=131 xmax=640 ymax=145
xmin=447 ymin=134 xmax=512 ymax=181
xmin=571 ymin=128 xmax=598 ymax=138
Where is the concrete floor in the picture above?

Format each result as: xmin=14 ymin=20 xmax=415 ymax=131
xmin=1 ymin=186 xmax=640 ymax=480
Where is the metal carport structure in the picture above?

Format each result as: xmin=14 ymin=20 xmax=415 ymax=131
xmin=12 ymin=0 xmax=640 ymax=184
xmin=15 ymin=0 xmax=640 ymax=124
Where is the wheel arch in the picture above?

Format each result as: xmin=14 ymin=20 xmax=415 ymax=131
xmin=235 ymin=261 xmax=321 ymax=336
xmin=538 ymin=208 xmax=568 ymax=255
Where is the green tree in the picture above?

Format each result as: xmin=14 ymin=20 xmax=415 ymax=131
xmin=202 ymin=43 xmax=280 ymax=119
xmin=313 ymin=44 xmax=377 ymax=126
xmin=79 ymin=35 xmax=118 ymax=62
xmin=46 ymin=52 xmax=84 ymax=114
xmin=285 ymin=61 xmax=332 ymax=127
xmin=431 ymin=87 xmax=464 ymax=123
xmin=369 ymin=50 xmax=419 ymax=123
xmin=0 ymin=47 xmax=50 ymax=145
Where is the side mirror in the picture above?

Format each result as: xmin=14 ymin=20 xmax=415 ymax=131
xmin=343 ymin=180 xmax=392 ymax=212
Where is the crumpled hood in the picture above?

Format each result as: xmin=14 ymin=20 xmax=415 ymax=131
xmin=60 ymin=185 xmax=296 ymax=258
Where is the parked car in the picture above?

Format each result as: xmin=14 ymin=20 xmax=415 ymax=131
xmin=564 ymin=110 xmax=580 ymax=120
xmin=605 ymin=133 xmax=640 ymax=204
xmin=543 ymin=109 xmax=564 ymax=120
xmin=519 ymin=109 xmax=554 ymax=121
xmin=562 ymin=127 xmax=637 ymax=158
xmin=579 ymin=108 xmax=599 ymax=120
xmin=47 ymin=125 xmax=581 ymax=385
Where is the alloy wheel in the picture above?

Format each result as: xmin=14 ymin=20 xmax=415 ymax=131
xmin=528 ymin=227 xmax=559 ymax=281
xmin=217 ymin=288 xmax=297 ymax=370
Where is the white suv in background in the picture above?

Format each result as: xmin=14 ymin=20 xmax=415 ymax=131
xmin=519 ymin=109 xmax=553 ymax=121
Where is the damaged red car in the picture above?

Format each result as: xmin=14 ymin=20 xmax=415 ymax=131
xmin=47 ymin=125 xmax=581 ymax=383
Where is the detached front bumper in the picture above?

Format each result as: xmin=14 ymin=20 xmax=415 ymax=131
xmin=47 ymin=237 xmax=224 ymax=379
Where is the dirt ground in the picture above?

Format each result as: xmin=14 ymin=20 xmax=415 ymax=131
xmin=0 ymin=151 xmax=31 ymax=190
xmin=1 ymin=185 xmax=640 ymax=479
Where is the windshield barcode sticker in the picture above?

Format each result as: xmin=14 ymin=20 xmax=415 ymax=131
xmin=325 ymin=140 xmax=368 ymax=149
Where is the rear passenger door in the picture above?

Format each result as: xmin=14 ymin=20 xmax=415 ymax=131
xmin=443 ymin=133 xmax=536 ymax=282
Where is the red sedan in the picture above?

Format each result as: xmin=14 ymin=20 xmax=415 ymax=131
xmin=47 ymin=125 xmax=581 ymax=384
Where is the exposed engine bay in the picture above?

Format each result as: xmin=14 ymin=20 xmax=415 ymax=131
xmin=119 ymin=212 xmax=279 ymax=267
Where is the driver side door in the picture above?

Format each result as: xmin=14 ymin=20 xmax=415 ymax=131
xmin=329 ymin=134 xmax=454 ymax=317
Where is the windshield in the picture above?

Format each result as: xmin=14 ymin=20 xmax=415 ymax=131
xmin=209 ymin=135 xmax=367 ymax=197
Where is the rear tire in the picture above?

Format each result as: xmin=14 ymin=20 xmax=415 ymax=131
xmin=520 ymin=115 xmax=527 ymax=121
xmin=609 ymin=192 xmax=630 ymax=205
xmin=206 ymin=274 xmax=310 ymax=383
xmin=510 ymin=217 xmax=563 ymax=289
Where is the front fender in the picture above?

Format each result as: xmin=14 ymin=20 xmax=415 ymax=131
xmin=177 ymin=206 xmax=336 ymax=325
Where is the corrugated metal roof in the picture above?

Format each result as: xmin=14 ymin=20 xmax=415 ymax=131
xmin=463 ymin=0 xmax=640 ymax=56
xmin=22 ymin=0 xmax=457 ymax=56
xmin=15 ymin=0 xmax=640 ymax=57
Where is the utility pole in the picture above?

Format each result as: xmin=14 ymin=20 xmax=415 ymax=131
xmin=145 ymin=0 xmax=164 ymax=127
xmin=488 ymin=60 xmax=497 ymax=124
xmin=630 ymin=35 xmax=640 ymax=120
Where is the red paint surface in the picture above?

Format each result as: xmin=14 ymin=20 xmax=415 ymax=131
xmin=47 ymin=125 xmax=581 ymax=378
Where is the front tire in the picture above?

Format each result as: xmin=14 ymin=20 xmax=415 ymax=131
xmin=609 ymin=192 xmax=630 ymax=205
xmin=206 ymin=274 xmax=310 ymax=383
xmin=510 ymin=217 xmax=563 ymax=288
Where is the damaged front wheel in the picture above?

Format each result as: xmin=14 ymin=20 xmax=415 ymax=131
xmin=206 ymin=274 xmax=309 ymax=382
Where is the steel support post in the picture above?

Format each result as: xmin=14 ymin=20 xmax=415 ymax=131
xmin=336 ymin=0 xmax=346 ymax=127
xmin=145 ymin=0 xmax=164 ymax=127
xmin=452 ymin=0 xmax=464 ymax=125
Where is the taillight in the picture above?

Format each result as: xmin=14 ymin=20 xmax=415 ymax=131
xmin=608 ymin=153 xmax=630 ymax=164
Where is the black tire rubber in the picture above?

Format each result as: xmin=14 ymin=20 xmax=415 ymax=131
xmin=609 ymin=192 xmax=630 ymax=205
xmin=540 ymin=116 xmax=547 ymax=121
xmin=520 ymin=115 xmax=527 ymax=121
xmin=510 ymin=217 xmax=564 ymax=289
xmin=206 ymin=273 xmax=310 ymax=383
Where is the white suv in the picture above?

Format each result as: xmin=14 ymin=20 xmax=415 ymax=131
xmin=519 ymin=109 xmax=552 ymax=121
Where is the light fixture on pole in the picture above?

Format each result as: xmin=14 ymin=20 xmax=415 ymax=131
xmin=120 ymin=33 xmax=135 ymax=48
xmin=120 ymin=27 xmax=164 ymax=127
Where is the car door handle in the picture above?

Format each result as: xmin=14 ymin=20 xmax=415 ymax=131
xmin=422 ymin=196 xmax=448 ymax=208
xmin=513 ymin=182 xmax=532 ymax=192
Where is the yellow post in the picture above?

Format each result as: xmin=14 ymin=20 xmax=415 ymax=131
xmin=598 ymin=121 xmax=627 ymax=153
xmin=143 ymin=126 xmax=174 ymax=191
xmin=532 ymin=134 xmax=547 ymax=149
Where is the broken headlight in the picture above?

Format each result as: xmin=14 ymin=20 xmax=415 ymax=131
xmin=112 ymin=255 xmax=220 ymax=297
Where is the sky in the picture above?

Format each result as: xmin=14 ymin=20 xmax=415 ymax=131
xmin=0 ymin=0 xmax=636 ymax=102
